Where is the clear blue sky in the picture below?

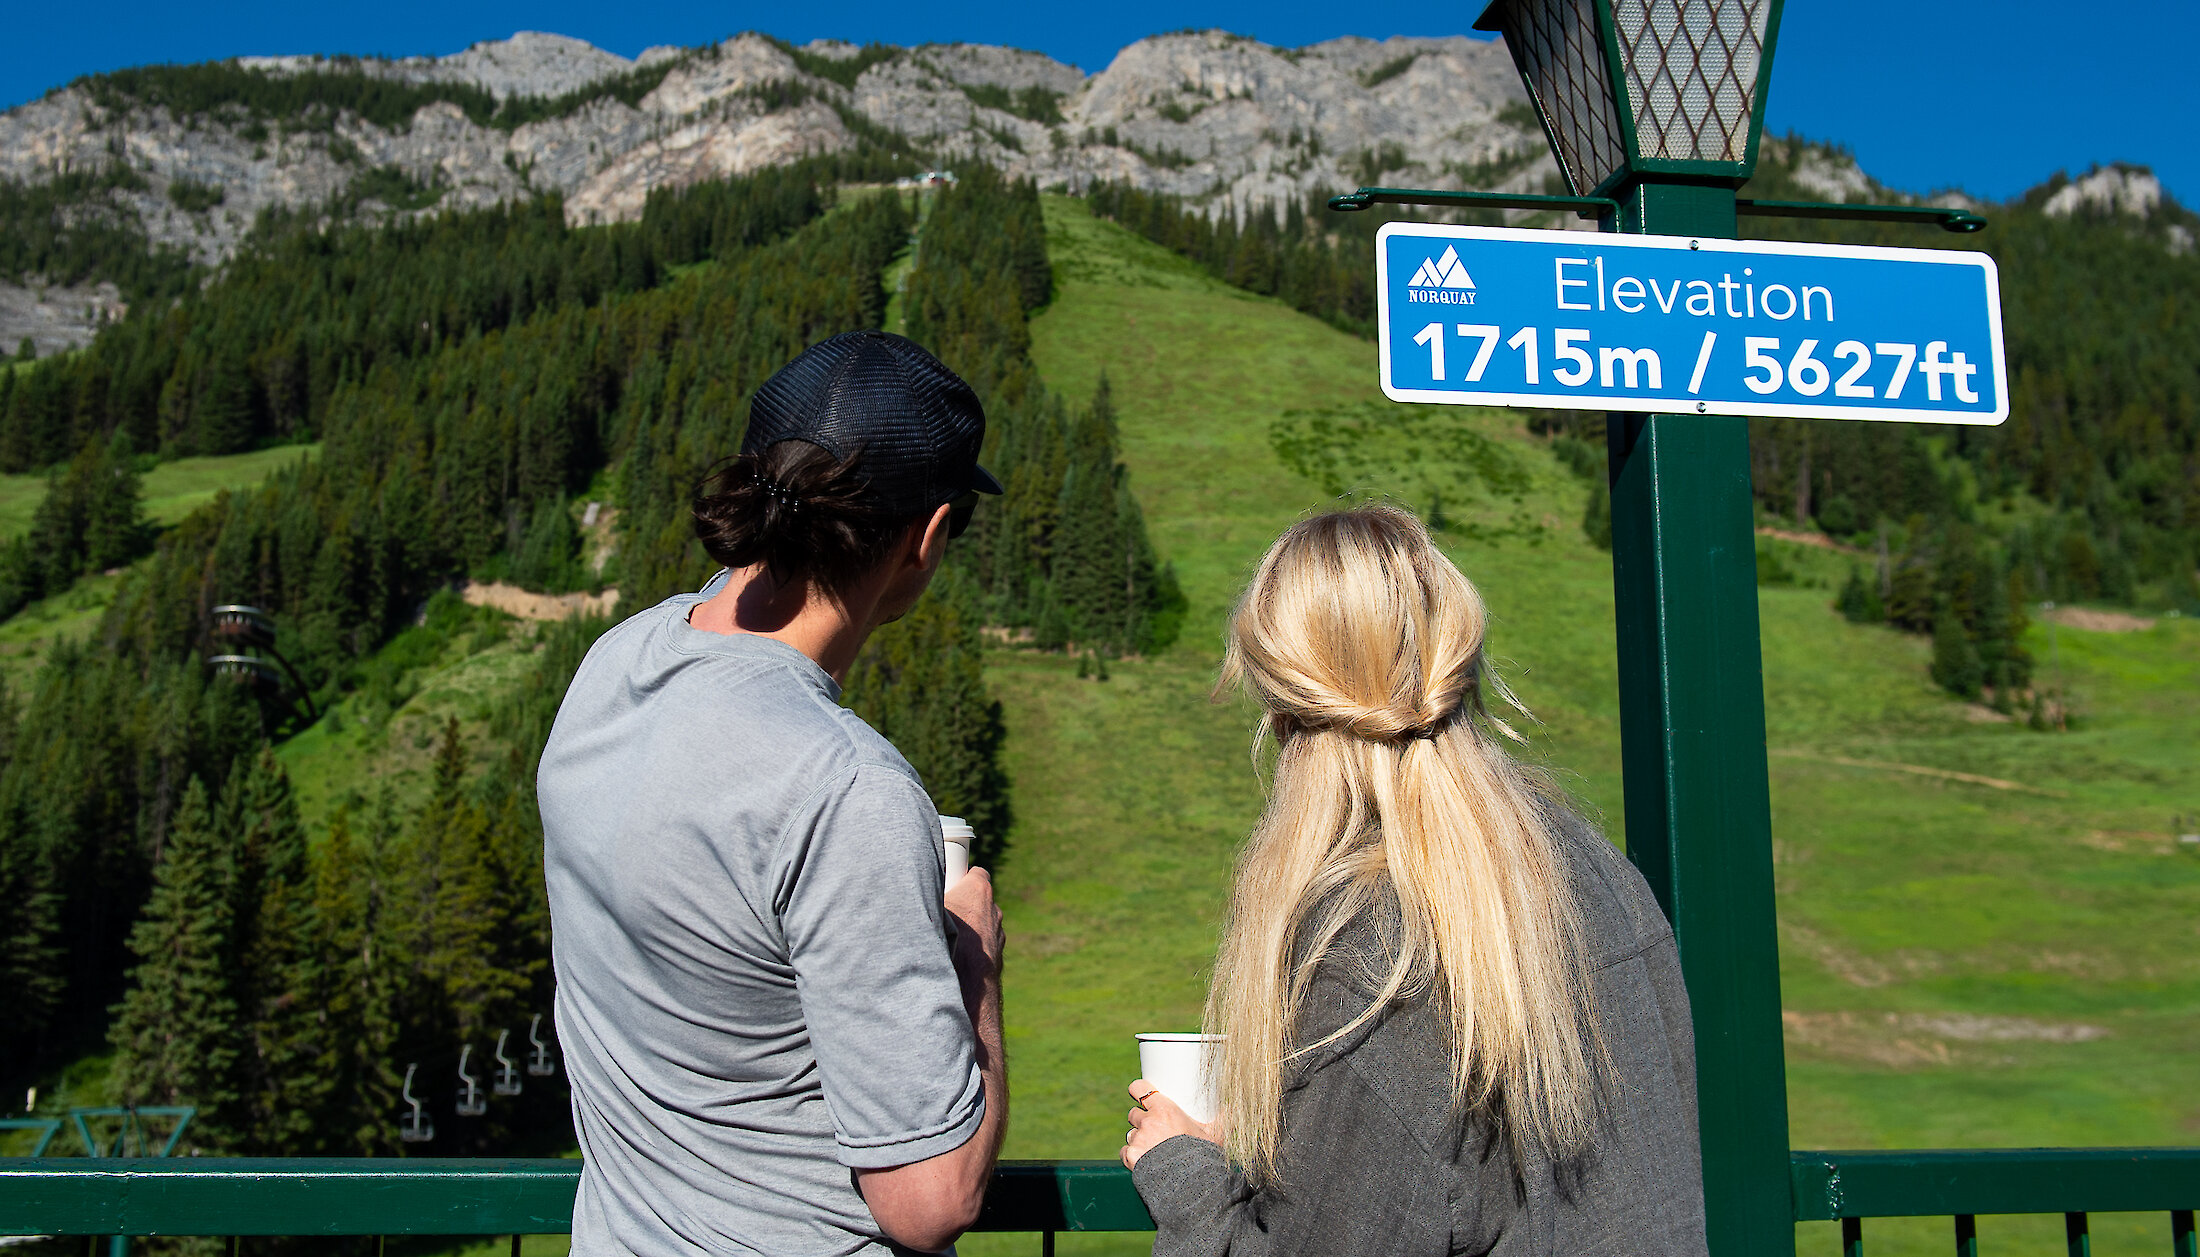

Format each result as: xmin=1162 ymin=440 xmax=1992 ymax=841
xmin=10 ymin=1 xmax=2193 ymax=205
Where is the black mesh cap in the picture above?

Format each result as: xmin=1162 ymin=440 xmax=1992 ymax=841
xmin=742 ymin=331 xmax=1003 ymax=520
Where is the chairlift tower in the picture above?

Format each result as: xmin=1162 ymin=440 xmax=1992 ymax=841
xmin=70 ymin=1106 xmax=194 ymax=1159
xmin=207 ymin=604 xmax=320 ymax=722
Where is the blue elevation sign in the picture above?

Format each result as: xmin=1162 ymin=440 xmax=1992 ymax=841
xmin=1377 ymin=223 xmax=2008 ymax=425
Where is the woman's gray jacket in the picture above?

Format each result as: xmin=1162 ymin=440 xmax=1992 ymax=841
xmin=1130 ymin=814 xmax=1708 ymax=1257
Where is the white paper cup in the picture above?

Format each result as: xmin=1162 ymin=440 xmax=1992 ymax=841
xmin=939 ymin=816 xmax=974 ymax=890
xmin=1136 ymin=1033 xmax=1224 ymax=1124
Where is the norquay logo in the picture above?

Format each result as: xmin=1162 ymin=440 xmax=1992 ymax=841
xmin=1407 ymin=246 xmax=1476 ymax=304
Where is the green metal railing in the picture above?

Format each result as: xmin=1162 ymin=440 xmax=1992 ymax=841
xmin=3 ymin=1151 xmax=2195 ymax=1251
xmin=1792 ymin=1149 xmax=2200 ymax=1256
xmin=0 ymin=1158 xmax=1152 ymax=1249
xmin=0 ymin=1121 xmax=61 ymax=1159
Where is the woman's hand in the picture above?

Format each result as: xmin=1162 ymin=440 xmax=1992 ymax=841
xmin=1119 ymin=1079 xmax=1220 ymax=1169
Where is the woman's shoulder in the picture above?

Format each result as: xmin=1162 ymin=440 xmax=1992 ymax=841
xmin=1288 ymin=887 xmax=1422 ymax=1062
xmin=1540 ymin=803 xmax=1677 ymax=969
xmin=1291 ymin=904 xmax=1465 ymax=1155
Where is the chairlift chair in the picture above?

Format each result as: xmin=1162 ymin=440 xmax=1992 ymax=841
xmin=455 ymin=1044 xmax=488 ymax=1117
xmin=399 ymin=1064 xmax=434 ymax=1143
xmin=526 ymin=1013 xmax=558 ymax=1077
xmin=492 ymin=1029 xmax=523 ymax=1097
xmin=209 ymin=605 xmax=277 ymax=650
xmin=205 ymin=654 xmax=281 ymax=688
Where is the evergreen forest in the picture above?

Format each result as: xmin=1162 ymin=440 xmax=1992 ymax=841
xmin=0 ymin=153 xmax=1174 ymax=1155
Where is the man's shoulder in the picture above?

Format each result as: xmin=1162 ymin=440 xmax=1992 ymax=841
xmin=790 ymin=708 xmax=925 ymax=790
xmin=553 ymin=597 xmax=921 ymax=791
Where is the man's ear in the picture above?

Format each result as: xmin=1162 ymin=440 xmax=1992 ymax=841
xmin=911 ymin=502 xmax=954 ymax=573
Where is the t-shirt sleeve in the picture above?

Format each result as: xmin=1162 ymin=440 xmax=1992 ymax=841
xmin=776 ymin=762 xmax=985 ymax=1169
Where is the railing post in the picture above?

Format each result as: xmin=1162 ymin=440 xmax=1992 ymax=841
xmin=1955 ymin=1213 xmax=1978 ymax=1257
xmin=2171 ymin=1210 xmax=2196 ymax=1257
xmin=1841 ymin=1217 xmax=1862 ymax=1257
xmin=2066 ymin=1212 xmax=2090 ymax=1257
xmin=1606 ymin=180 xmax=1795 ymax=1257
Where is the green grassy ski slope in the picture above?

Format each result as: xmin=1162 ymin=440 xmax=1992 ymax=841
xmin=952 ymin=196 xmax=2199 ymax=1257
xmin=0 ymin=442 xmax=319 ymax=539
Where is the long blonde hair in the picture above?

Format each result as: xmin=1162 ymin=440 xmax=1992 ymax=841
xmin=1207 ymin=505 xmax=1597 ymax=1182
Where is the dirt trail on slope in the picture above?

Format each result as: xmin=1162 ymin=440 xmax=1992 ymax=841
xmin=1755 ymin=526 xmax=1860 ymax=553
xmin=1769 ymin=749 xmax=2067 ymax=797
xmin=460 ymin=581 xmax=620 ymax=621
xmin=1782 ymin=1010 xmax=2107 ymax=1067
xmin=2043 ymin=606 xmax=2156 ymax=632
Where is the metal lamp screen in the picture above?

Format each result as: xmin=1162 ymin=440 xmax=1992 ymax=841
xmin=1501 ymin=0 xmax=1629 ymax=195
xmin=1496 ymin=0 xmax=1771 ymax=193
xmin=1613 ymin=0 xmax=1771 ymax=165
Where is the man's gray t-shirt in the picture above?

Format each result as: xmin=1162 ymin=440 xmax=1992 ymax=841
xmin=540 ymin=574 xmax=984 ymax=1256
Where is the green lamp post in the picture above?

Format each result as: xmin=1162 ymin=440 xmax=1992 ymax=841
xmin=1324 ymin=8 xmax=2004 ymax=1254
xmin=1475 ymin=3 xmax=1793 ymax=1255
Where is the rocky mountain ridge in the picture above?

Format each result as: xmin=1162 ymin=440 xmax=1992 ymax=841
xmin=3 ymin=28 xmax=2181 ymax=357
xmin=1 ymin=30 xmax=1544 ymax=264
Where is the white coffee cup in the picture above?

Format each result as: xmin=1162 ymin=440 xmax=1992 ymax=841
xmin=939 ymin=816 xmax=973 ymax=890
xmin=1135 ymin=1033 xmax=1224 ymax=1124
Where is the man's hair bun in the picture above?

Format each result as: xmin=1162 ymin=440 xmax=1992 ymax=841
xmin=691 ymin=440 xmax=913 ymax=594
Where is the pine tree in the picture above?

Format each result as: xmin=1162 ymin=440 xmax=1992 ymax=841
xmin=509 ymin=494 xmax=584 ymax=593
xmin=0 ymin=817 xmax=61 ymax=1067
xmin=1885 ymin=564 xmax=1937 ymax=633
xmin=1971 ymin=569 xmax=2031 ymax=702
xmin=313 ymin=803 xmax=403 ymax=1153
xmin=414 ymin=719 xmax=527 ymax=1041
xmin=12 ymin=431 xmax=152 ymax=608
xmin=227 ymin=746 xmax=331 ymax=1154
xmin=111 ymin=778 xmax=241 ymax=1151
xmin=1930 ymin=609 xmax=1985 ymax=700
xmin=1835 ymin=565 xmax=1884 ymax=623
xmin=1115 ymin=481 xmax=1178 ymax=655
xmin=1051 ymin=408 xmax=1127 ymax=650
xmin=83 ymin=430 xmax=151 ymax=571
xmin=0 ymin=678 xmax=63 ymax=1076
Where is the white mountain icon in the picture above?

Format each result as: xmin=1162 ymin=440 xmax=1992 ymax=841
xmin=1408 ymin=246 xmax=1475 ymax=290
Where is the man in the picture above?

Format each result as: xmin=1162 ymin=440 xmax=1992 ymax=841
xmin=541 ymin=330 xmax=1008 ymax=1256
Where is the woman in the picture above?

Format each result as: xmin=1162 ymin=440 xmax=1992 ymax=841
xmin=1122 ymin=506 xmax=1706 ymax=1257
